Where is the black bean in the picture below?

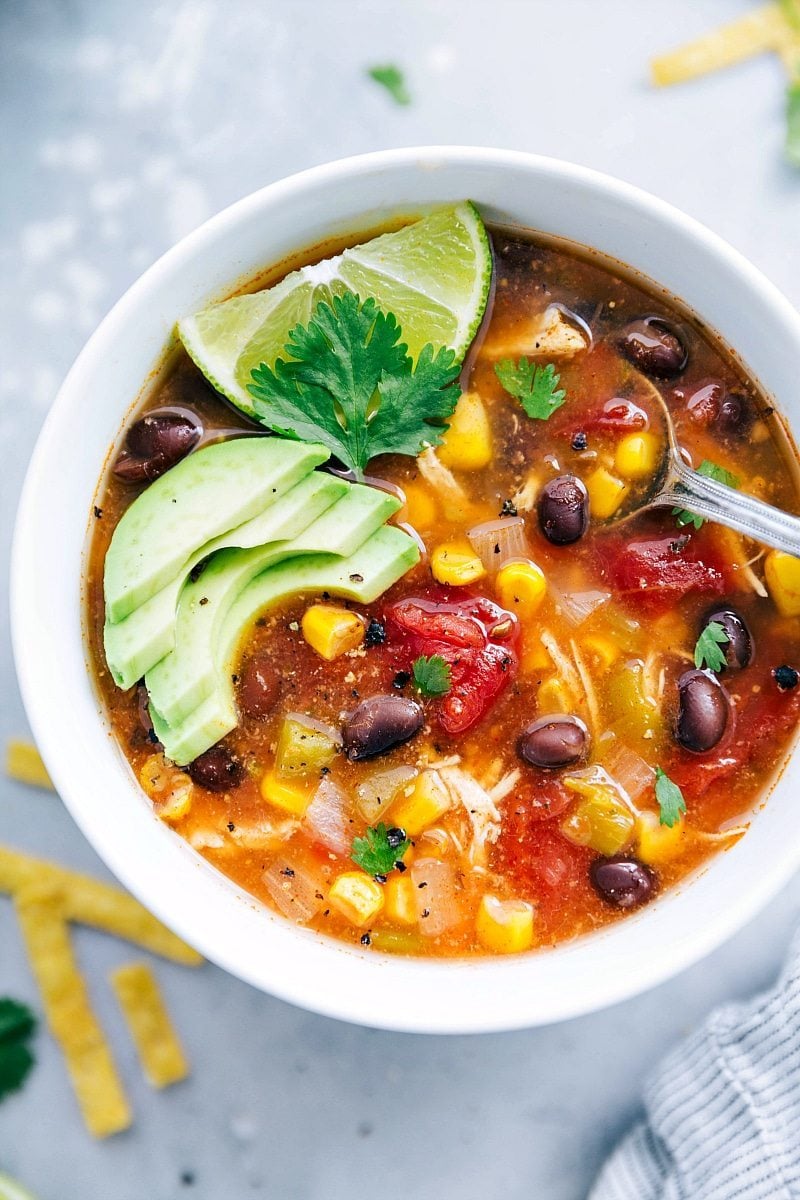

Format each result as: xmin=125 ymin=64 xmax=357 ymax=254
xmin=113 ymin=410 xmax=201 ymax=483
xmin=716 ymin=391 xmax=754 ymax=438
xmin=702 ymin=608 xmax=753 ymax=671
xmin=518 ymin=715 xmax=589 ymax=769
xmin=681 ymin=378 xmax=724 ymax=428
xmin=590 ymin=856 xmax=656 ymax=909
xmin=343 ymin=695 xmax=424 ymax=761
xmin=538 ymin=475 xmax=589 ymax=545
xmin=676 ymin=669 xmax=730 ymax=753
xmin=187 ymin=745 xmax=243 ymax=791
xmin=617 ymin=317 xmax=688 ymax=379
xmin=237 ymin=653 xmax=281 ymax=719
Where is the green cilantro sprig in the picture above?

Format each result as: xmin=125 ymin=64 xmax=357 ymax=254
xmin=694 ymin=621 xmax=730 ymax=672
xmin=247 ymin=293 xmax=461 ymax=482
xmin=367 ymin=64 xmax=411 ymax=106
xmin=494 ymin=358 xmax=566 ymax=420
xmin=0 ymin=998 xmax=37 ymax=1102
xmin=412 ymin=654 xmax=452 ymax=697
xmin=672 ymin=460 xmax=740 ymax=530
xmin=655 ymin=767 xmax=686 ymax=828
xmin=351 ymin=823 xmax=410 ymax=877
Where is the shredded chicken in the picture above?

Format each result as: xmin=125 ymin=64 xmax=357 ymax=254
xmin=416 ymin=447 xmax=471 ymax=521
xmin=484 ymin=304 xmax=589 ymax=361
xmin=512 ymin=470 xmax=541 ymax=513
xmin=488 ymin=769 xmax=521 ymax=805
xmin=539 ymin=630 xmax=582 ymax=705
xmin=570 ymin=638 xmax=601 ymax=733
xmin=438 ymin=765 xmax=502 ymax=867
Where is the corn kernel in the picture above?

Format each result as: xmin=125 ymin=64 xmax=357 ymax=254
xmin=383 ymin=875 xmax=418 ymax=925
xmin=561 ymin=774 xmax=635 ymax=855
xmin=476 ymin=894 xmax=535 ymax=954
xmin=586 ymin=467 xmax=630 ymax=519
xmin=765 ymin=551 xmax=800 ymax=617
xmin=521 ymin=635 xmax=553 ymax=673
xmin=139 ymin=753 xmax=193 ymax=822
xmin=636 ymin=810 xmax=686 ymax=864
xmin=260 ymin=769 xmax=314 ymax=817
xmin=431 ymin=541 xmax=486 ymax=586
xmin=536 ymin=675 xmax=572 ymax=712
xmin=614 ymin=432 xmax=661 ymax=480
xmin=301 ymin=604 xmax=364 ymax=661
xmin=390 ymin=770 xmax=452 ymax=837
xmin=401 ymin=482 xmax=438 ymax=530
xmin=438 ymin=392 xmax=493 ymax=471
xmin=496 ymin=560 xmax=547 ymax=623
xmin=328 ymin=872 xmax=384 ymax=926
xmin=580 ymin=632 xmax=620 ymax=669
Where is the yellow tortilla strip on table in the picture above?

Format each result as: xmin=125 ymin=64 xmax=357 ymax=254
xmin=110 ymin=962 xmax=189 ymax=1089
xmin=5 ymin=739 xmax=53 ymax=790
xmin=14 ymin=881 xmax=131 ymax=1138
xmin=651 ymin=4 xmax=787 ymax=86
xmin=0 ymin=845 xmax=202 ymax=966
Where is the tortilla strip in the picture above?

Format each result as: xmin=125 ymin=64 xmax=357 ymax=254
xmin=0 ymin=845 xmax=201 ymax=966
xmin=651 ymin=4 xmax=787 ymax=87
xmin=110 ymin=962 xmax=189 ymax=1089
xmin=5 ymin=739 xmax=53 ymax=790
xmin=14 ymin=882 xmax=131 ymax=1137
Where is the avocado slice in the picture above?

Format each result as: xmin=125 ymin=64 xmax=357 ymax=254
xmin=150 ymin=524 xmax=420 ymax=765
xmin=146 ymin=484 xmax=400 ymax=726
xmin=103 ymin=470 xmax=348 ymax=689
xmin=104 ymin=436 xmax=328 ymax=623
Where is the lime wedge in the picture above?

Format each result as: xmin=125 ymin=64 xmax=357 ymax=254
xmin=178 ymin=202 xmax=492 ymax=416
xmin=0 ymin=1173 xmax=38 ymax=1200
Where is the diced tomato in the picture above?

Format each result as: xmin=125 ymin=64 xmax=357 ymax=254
xmin=571 ymin=397 xmax=649 ymax=437
xmin=492 ymin=804 xmax=593 ymax=897
xmin=384 ymin=593 xmax=519 ymax=734
xmin=603 ymin=530 xmax=726 ymax=612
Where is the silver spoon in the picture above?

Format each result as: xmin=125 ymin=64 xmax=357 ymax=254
xmin=615 ymin=379 xmax=800 ymax=556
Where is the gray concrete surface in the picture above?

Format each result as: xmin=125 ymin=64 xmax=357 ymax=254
xmin=1 ymin=1 xmax=799 ymax=1197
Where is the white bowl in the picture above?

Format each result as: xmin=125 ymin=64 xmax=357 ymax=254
xmin=12 ymin=147 xmax=800 ymax=1033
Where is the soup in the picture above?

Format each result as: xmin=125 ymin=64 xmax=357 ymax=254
xmin=86 ymin=205 xmax=800 ymax=957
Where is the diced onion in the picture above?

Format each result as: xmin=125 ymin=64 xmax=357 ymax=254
xmin=552 ymin=587 xmax=611 ymax=627
xmin=410 ymin=858 xmax=464 ymax=936
xmin=262 ymin=851 xmax=328 ymax=923
xmin=467 ymin=517 xmax=529 ymax=572
xmin=602 ymin=742 xmax=655 ymax=804
xmin=304 ymin=777 xmax=353 ymax=856
xmin=355 ymin=765 xmax=418 ymax=823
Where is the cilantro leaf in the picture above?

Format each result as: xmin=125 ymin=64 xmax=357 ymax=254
xmin=672 ymin=459 xmax=740 ymax=530
xmin=351 ymin=823 xmax=410 ymax=877
xmin=367 ymin=64 xmax=411 ymax=106
xmin=494 ymin=358 xmax=566 ymax=420
xmin=787 ymin=82 xmax=800 ymax=168
xmin=247 ymin=293 xmax=461 ymax=481
xmin=412 ymin=654 xmax=452 ymax=697
xmin=655 ymin=767 xmax=686 ymax=829
xmin=0 ymin=998 xmax=36 ymax=1102
xmin=694 ymin=620 xmax=730 ymax=672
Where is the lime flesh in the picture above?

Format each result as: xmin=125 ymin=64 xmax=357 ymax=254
xmin=178 ymin=202 xmax=492 ymax=417
xmin=0 ymin=1173 xmax=37 ymax=1200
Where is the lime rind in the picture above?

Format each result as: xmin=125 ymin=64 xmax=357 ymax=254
xmin=177 ymin=202 xmax=492 ymax=419
xmin=0 ymin=1173 xmax=38 ymax=1200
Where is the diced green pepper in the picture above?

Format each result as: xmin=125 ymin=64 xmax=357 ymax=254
xmin=275 ymin=713 xmax=341 ymax=779
xmin=560 ymin=769 xmax=635 ymax=856
xmin=605 ymin=658 xmax=661 ymax=744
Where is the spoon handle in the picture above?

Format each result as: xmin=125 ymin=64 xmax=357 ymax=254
xmin=657 ymin=454 xmax=800 ymax=556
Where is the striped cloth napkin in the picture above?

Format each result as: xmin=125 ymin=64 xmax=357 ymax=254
xmin=590 ymin=930 xmax=800 ymax=1199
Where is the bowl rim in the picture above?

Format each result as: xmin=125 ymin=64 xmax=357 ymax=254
xmin=12 ymin=145 xmax=800 ymax=1034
